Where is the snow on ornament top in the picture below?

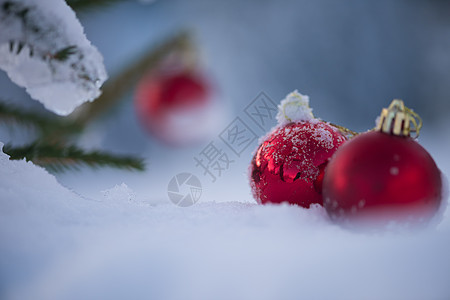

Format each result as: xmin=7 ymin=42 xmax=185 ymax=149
xmin=0 ymin=0 xmax=108 ymax=115
xmin=276 ymin=90 xmax=314 ymax=126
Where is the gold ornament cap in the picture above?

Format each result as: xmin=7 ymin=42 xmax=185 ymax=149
xmin=375 ymin=99 xmax=422 ymax=138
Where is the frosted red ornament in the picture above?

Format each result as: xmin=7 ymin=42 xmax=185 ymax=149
xmin=323 ymin=100 xmax=443 ymax=225
xmin=134 ymin=69 xmax=215 ymax=145
xmin=249 ymin=91 xmax=347 ymax=207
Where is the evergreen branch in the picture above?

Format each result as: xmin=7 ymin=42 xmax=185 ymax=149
xmin=0 ymin=102 xmax=82 ymax=137
xmin=3 ymin=142 xmax=145 ymax=172
xmin=69 ymin=31 xmax=193 ymax=126
xmin=8 ymin=41 xmax=79 ymax=62
xmin=52 ymin=45 xmax=78 ymax=61
xmin=66 ymin=0 xmax=125 ymax=12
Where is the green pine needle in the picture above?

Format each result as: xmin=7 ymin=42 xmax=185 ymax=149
xmin=0 ymin=102 xmax=82 ymax=137
xmin=52 ymin=46 xmax=78 ymax=61
xmin=66 ymin=0 xmax=125 ymax=11
xmin=3 ymin=142 xmax=145 ymax=172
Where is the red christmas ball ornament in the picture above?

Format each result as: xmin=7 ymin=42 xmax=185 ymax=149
xmin=323 ymin=100 xmax=443 ymax=226
xmin=134 ymin=68 xmax=216 ymax=145
xmin=250 ymin=91 xmax=347 ymax=207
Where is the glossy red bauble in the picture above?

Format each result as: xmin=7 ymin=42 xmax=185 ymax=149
xmin=134 ymin=69 xmax=213 ymax=145
xmin=323 ymin=131 xmax=443 ymax=224
xmin=250 ymin=121 xmax=346 ymax=207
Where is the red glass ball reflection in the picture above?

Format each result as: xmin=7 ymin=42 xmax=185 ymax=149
xmin=323 ymin=131 xmax=443 ymax=224
xmin=250 ymin=121 xmax=346 ymax=207
xmin=134 ymin=70 xmax=211 ymax=145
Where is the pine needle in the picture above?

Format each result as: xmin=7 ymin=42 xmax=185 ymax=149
xmin=0 ymin=102 xmax=82 ymax=137
xmin=66 ymin=0 xmax=124 ymax=12
xmin=52 ymin=45 xmax=78 ymax=61
xmin=3 ymin=142 xmax=145 ymax=172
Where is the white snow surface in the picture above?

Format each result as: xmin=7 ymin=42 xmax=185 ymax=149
xmin=101 ymin=183 xmax=137 ymax=203
xmin=0 ymin=0 xmax=107 ymax=115
xmin=1 ymin=143 xmax=450 ymax=300
xmin=276 ymin=90 xmax=314 ymax=125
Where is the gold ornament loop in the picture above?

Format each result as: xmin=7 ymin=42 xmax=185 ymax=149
xmin=375 ymin=99 xmax=422 ymax=138
xmin=404 ymin=105 xmax=422 ymax=138
xmin=328 ymin=122 xmax=359 ymax=138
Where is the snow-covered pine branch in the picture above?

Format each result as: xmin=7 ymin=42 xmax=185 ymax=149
xmin=0 ymin=0 xmax=108 ymax=115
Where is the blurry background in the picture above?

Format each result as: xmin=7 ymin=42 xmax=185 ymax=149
xmin=1 ymin=0 xmax=450 ymax=203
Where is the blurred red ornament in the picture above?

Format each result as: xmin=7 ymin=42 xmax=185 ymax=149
xmin=250 ymin=121 xmax=346 ymax=207
xmin=134 ymin=69 xmax=215 ymax=145
xmin=323 ymin=100 xmax=443 ymax=225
